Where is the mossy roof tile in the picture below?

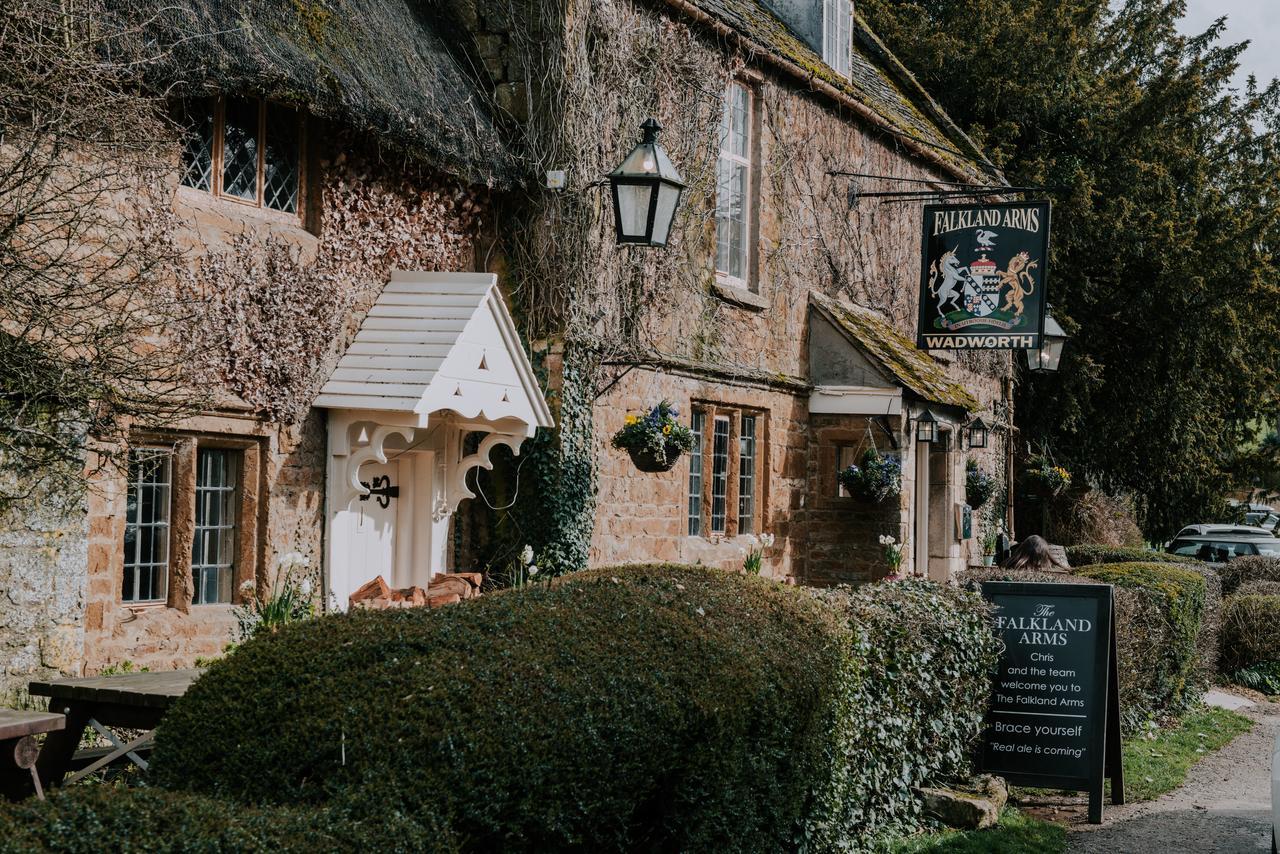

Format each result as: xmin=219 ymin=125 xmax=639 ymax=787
xmin=685 ymin=0 xmax=994 ymax=178
xmin=811 ymin=293 xmax=979 ymax=411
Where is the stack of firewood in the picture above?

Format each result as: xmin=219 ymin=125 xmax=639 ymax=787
xmin=348 ymin=572 xmax=483 ymax=610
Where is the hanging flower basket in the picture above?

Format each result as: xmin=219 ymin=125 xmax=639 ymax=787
xmin=627 ymin=440 xmax=686 ymax=473
xmin=965 ymin=459 xmax=998 ymax=509
xmin=838 ymin=448 xmax=902 ymax=503
xmin=612 ymin=400 xmax=695 ymax=474
xmin=1023 ymin=457 xmax=1071 ymax=500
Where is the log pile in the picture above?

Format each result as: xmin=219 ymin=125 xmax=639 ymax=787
xmin=348 ymin=572 xmax=483 ymax=610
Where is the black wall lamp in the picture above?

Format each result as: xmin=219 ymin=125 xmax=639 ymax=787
xmin=913 ymin=408 xmax=939 ymax=443
xmin=965 ymin=417 xmax=989 ymax=449
xmin=606 ymin=118 xmax=687 ymax=247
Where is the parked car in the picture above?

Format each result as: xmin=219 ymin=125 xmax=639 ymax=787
xmin=1166 ymin=528 xmax=1280 ymax=562
xmin=1246 ymin=511 xmax=1280 ymax=529
xmin=1175 ymin=524 xmax=1276 ymax=538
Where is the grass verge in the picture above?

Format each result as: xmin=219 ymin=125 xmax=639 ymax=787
xmin=1116 ymin=705 xmax=1253 ymax=802
xmin=884 ymin=808 xmax=1065 ymax=853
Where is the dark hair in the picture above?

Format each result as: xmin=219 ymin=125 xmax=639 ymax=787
xmin=1003 ymin=535 xmax=1067 ymax=572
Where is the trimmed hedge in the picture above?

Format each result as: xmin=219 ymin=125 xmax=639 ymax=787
xmin=1220 ymin=593 xmax=1280 ymax=672
xmin=811 ymin=579 xmax=999 ymax=841
xmin=1217 ymin=555 xmax=1280 ymax=595
xmin=1077 ymin=562 xmax=1207 ymax=724
xmin=1237 ymin=580 xmax=1280 ymax=597
xmin=151 ymin=565 xmax=861 ymax=852
xmin=0 ymin=787 xmax=455 ymax=853
xmin=1065 ymin=544 xmax=1197 ymax=568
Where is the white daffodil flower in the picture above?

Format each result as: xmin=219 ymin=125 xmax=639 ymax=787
xmin=520 ymin=544 xmax=534 ymax=566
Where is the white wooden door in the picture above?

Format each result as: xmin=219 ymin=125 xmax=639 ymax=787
xmin=335 ymin=460 xmax=398 ymax=608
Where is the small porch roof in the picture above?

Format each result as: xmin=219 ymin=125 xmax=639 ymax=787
xmin=314 ymin=271 xmax=553 ymax=434
xmin=809 ymin=293 xmax=979 ymax=412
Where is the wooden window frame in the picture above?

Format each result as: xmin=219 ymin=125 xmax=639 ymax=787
xmin=714 ymin=81 xmax=761 ymax=293
xmin=823 ymin=0 xmax=853 ymax=79
xmin=179 ymin=96 xmax=307 ymax=221
xmin=687 ymin=404 xmax=768 ymax=540
xmin=119 ymin=434 xmax=263 ymax=612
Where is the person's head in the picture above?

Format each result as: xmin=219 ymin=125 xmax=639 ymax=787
xmin=1003 ymin=534 xmax=1067 ymax=572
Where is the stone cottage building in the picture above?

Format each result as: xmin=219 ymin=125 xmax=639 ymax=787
xmin=455 ymin=0 xmax=1014 ymax=586
xmin=1 ymin=0 xmax=1014 ymax=693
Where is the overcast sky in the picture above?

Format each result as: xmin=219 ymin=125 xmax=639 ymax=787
xmin=1180 ymin=0 xmax=1280 ymax=90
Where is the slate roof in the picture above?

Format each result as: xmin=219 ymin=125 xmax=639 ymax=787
xmin=809 ymin=293 xmax=979 ymax=411
xmin=677 ymin=0 xmax=998 ymax=180
xmin=106 ymin=0 xmax=516 ymax=188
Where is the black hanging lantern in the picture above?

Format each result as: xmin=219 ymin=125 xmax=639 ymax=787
xmin=1026 ymin=313 xmax=1069 ymax=373
xmin=607 ymin=118 xmax=687 ymax=247
xmin=915 ymin=408 xmax=938 ymax=443
xmin=966 ymin=417 xmax=989 ymax=449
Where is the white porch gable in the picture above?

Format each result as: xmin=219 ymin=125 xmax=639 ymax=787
xmin=316 ymin=271 xmax=552 ymax=609
xmin=315 ymin=271 xmax=552 ymax=430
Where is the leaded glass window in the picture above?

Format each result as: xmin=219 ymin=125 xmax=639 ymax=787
xmin=178 ymin=100 xmax=214 ymax=192
xmin=687 ymin=411 xmax=705 ymax=536
xmin=738 ymin=414 xmax=756 ymax=534
xmin=710 ymin=416 xmax=731 ymax=535
xmin=179 ymin=96 xmax=302 ymax=213
xmin=123 ymin=449 xmax=172 ymax=603
xmin=716 ymin=83 xmax=752 ymax=287
xmin=221 ymin=97 xmax=259 ymax=202
xmin=192 ymin=449 xmax=238 ymax=605
xmin=264 ymin=103 xmax=300 ymax=212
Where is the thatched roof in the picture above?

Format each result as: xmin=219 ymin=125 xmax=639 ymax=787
xmin=108 ymin=0 xmax=517 ymax=188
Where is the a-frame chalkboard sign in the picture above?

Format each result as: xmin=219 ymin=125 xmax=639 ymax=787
xmin=978 ymin=581 xmax=1124 ymax=823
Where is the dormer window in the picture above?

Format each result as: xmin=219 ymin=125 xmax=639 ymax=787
xmin=178 ymin=97 xmax=303 ymax=214
xmin=823 ymin=0 xmax=853 ymax=79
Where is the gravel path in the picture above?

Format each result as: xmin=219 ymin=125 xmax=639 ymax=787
xmin=1067 ymin=695 xmax=1278 ymax=854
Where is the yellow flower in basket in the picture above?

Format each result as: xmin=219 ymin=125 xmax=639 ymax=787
xmin=663 ymin=424 xmax=672 ymax=435
xmin=625 ymin=415 xmax=639 ymax=425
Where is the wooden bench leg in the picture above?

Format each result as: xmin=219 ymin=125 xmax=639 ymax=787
xmin=35 ymin=703 xmax=90 ymax=791
xmin=0 ymin=735 xmax=40 ymax=801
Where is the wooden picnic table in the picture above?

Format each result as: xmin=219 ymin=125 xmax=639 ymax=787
xmin=27 ymin=669 xmax=200 ymax=791
xmin=0 ymin=709 xmax=65 ymax=800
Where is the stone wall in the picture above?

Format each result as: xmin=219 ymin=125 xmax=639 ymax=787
xmin=0 ymin=483 xmax=87 ymax=701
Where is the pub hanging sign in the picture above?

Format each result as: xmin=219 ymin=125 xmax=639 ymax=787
xmin=917 ymin=201 xmax=1051 ymax=350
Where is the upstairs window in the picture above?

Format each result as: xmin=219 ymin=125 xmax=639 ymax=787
xmin=715 ymin=82 xmax=753 ymax=289
xmin=179 ymin=97 xmax=302 ymax=214
xmin=823 ymin=0 xmax=853 ymax=79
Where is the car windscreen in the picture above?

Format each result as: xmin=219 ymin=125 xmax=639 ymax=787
xmin=1167 ymin=540 xmax=1264 ymax=561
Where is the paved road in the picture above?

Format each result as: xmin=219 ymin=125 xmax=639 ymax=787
xmin=1068 ymin=696 xmax=1278 ymax=853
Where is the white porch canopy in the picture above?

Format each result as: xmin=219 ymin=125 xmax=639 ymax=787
xmin=316 ymin=271 xmax=553 ymax=607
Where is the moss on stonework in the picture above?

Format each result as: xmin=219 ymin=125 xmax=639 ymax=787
xmin=813 ymin=293 xmax=979 ymax=411
xmin=687 ymin=0 xmax=989 ymax=177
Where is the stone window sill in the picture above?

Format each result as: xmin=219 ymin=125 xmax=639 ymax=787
xmin=712 ymin=280 xmax=768 ymax=311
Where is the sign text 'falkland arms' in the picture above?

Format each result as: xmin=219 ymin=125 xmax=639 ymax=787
xmin=917 ymin=201 xmax=1052 ymax=350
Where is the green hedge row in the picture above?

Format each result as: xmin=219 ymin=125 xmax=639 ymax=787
xmin=1217 ymin=555 xmax=1280 ymax=595
xmin=1220 ymin=593 xmax=1280 ymax=673
xmin=0 ymin=787 xmax=455 ymax=853
xmin=135 ymin=566 xmax=998 ymax=851
xmin=150 ymin=565 xmax=861 ymax=851
xmin=1064 ymin=544 xmax=1197 ymax=568
xmin=1075 ymin=563 xmax=1207 ymax=724
xmin=811 ymin=580 xmax=999 ymax=841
